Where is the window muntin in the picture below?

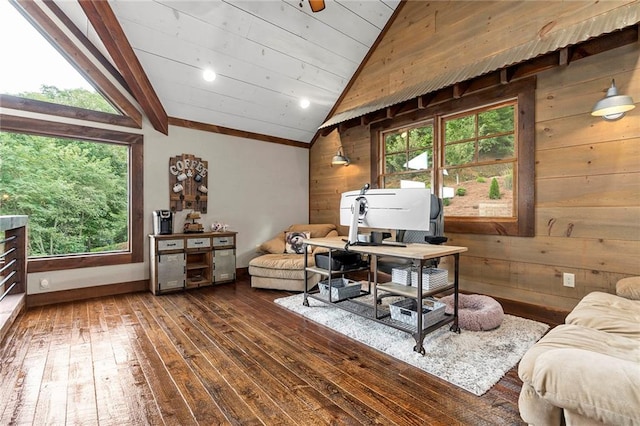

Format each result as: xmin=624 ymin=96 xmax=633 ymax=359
xmin=442 ymin=101 xmax=517 ymax=218
xmin=381 ymin=122 xmax=434 ymax=190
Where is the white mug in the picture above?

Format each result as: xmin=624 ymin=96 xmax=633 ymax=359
xmin=177 ymin=172 xmax=187 ymax=181
xmin=172 ymin=183 xmax=183 ymax=193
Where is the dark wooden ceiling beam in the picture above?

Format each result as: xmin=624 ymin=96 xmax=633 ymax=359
xmin=0 ymin=94 xmax=138 ymax=128
xmin=79 ymin=0 xmax=168 ymax=135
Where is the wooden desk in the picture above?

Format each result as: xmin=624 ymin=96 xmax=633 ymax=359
xmin=302 ymin=236 xmax=468 ymax=354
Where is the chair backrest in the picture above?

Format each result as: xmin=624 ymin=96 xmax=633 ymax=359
xmin=396 ymin=194 xmax=444 ymax=243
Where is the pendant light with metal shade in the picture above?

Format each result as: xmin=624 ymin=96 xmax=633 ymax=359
xmin=591 ymin=79 xmax=636 ymax=121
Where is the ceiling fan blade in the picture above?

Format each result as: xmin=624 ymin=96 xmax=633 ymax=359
xmin=309 ymin=0 xmax=325 ymax=12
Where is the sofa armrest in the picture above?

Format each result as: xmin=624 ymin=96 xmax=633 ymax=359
xmin=531 ymin=348 xmax=640 ymax=425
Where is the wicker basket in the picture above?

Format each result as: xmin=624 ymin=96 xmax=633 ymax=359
xmin=318 ymin=278 xmax=361 ymax=301
xmin=410 ymin=268 xmax=448 ymax=290
xmin=391 ymin=267 xmax=412 ymax=286
xmin=389 ymin=297 xmax=446 ymax=330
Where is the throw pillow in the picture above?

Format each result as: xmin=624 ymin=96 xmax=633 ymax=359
xmin=616 ymin=277 xmax=640 ymax=300
xmin=284 ymin=231 xmax=310 ymax=254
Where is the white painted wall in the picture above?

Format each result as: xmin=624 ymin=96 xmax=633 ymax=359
xmin=26 ymin=120 xmax=309 ymax=294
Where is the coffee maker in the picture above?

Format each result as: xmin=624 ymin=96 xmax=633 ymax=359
xmin=153 ymin=210 xmax=173 ymax=235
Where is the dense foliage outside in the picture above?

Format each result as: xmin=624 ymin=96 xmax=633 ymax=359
xmin=382 ymin=122 xmax=434 ymax=189
xmin=381 ymin=102 xmax=517 ymax=217
xmin=0 ymin=87 xmax=129 ymax=258
xmin=10 ymin=85 xmax=119 ymax=114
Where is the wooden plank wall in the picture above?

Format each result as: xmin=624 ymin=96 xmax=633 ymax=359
xmin=310 ymin=2 xmax=640 ymax=311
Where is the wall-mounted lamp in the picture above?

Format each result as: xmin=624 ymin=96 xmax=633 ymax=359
xmin=331 ymin=147 xmax=350 ymax=166
xmin=591 ymin=79 xmax=635 ymax=121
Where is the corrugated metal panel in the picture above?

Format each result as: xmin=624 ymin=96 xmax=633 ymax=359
xmin=320 ymin=4 xmax=639 ymax=129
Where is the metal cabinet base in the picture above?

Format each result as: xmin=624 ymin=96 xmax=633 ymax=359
xmin=149 ymin=232 xmax=237 ymax=295
xmin=213 ymin=248 xmax=236 ymax=283
xmin=157 ymin=252 xmax=186 ymax=292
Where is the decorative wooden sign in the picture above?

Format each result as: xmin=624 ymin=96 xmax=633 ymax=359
xmin=169 ymin=153 xmax=208 ymax=213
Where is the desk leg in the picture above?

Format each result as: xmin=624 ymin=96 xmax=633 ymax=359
xmin=303 ymin=244 xmax=309 ymax=307
xmin=412 ymin=259 xmax=426 ymax=355
xmin=450 ymin=253 xmax=461 ymax=333
xmin=372 ymin=254 xmax=379 ymax=319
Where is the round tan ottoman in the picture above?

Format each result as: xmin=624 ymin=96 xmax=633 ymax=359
xmin=439 ymin=294 xmax=504 ymax=331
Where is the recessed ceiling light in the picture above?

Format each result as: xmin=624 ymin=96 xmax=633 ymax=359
xmin=203 ymin=69 xmax=216 ymax=82
xmin=300 ymin=98 xmax=310 ymax=109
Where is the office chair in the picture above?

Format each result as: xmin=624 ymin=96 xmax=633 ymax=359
xmin=377 ymin=194 xmax=448 ymax=274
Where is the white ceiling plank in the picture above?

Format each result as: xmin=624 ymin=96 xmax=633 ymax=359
xmin=136 ymin=52 xmax=333 ymax=128
xmin=335 ymin=0 xmax=396 ymax=29
xmin=167 ymin=99 xmax=317 ymax=142
xmin=150 ymin=69 xmax=330 ymax=131
xmin=115 ymin=14 xmax=351 ymax=93
xmin=128 ymin=30 xmax=342 ymax=106
xmin=224 ymin=0 xmax=375 ymax=59
xmin=115 ymin=0 xmax=361 ymax=76
xmin=55 ymin=0 xmax=400 ymax=143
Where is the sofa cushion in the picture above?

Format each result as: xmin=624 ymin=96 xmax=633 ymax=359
xmin=249 ymin=253 xmax=316 ymax=280
xmin=565 ymin=291 xmax=640 ymax=339
xmin=617 ymin=276 xmax=640 ymax=300
xmin=519 ymin=324 xmax=639 ymax=383
xmin=259 ymin=236 xmax=286 ymax=254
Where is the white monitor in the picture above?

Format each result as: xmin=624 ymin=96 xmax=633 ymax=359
xmin=340 ymin=187 xmax=431 ymax=244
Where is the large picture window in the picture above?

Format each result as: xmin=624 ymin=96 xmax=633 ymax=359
xmin=0 ymin=114 xmax=143 ymax=272
xmin=374 ymin=78 xmax=535 ymax=236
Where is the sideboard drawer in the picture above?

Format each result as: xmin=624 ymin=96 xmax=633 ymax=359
xmin=187 ymin=237 xmax=211 ymax=249
xmin=157 ymin=239 xmax=184 ymax=251
xmin=213 ymin=235 xmax=235 ymax=247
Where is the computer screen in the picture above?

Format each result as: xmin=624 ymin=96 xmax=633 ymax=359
xmin=340 ymin=187 xmax=431 ymax=244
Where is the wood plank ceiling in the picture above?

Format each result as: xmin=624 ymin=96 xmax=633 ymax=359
xmin=55 ymin=0 xmax=401 ymax=143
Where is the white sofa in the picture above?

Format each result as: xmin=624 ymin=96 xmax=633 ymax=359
xmin=518 ymin=277 xmax=640 ymax=425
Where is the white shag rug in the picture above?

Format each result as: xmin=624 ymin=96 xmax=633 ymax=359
xmin=275 ymin=293 xmax=549 ymax=396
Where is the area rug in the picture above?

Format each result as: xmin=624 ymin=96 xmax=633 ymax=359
xmin=274 ymin=293 xmax=549 ymax=396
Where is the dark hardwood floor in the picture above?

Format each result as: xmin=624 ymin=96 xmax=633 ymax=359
xmin=0 ymin=279 xmax=555 ymax=425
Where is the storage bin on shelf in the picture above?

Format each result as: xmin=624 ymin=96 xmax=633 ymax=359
xmin=389 ymin=297 xmax=446 ymax=329
xmin=315 ymin=251 xmax=362 ymax=271
xmin=391 ymin=266 xmax=448 ymax=290
xmin=318 ymin=278 xmax=361 ymax=301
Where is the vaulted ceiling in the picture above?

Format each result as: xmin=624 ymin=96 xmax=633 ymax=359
xmin=54 ymin=0 xmax=401 ymax=144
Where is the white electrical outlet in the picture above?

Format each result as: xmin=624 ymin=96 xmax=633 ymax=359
xmin=40 ymin=278 xmax=50 ymax=289
xmin=563 ymin=272 xmax=575 ymax=288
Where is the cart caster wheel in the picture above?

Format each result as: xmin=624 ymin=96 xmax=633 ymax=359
xmin=413 ymin=345 xmax=426 ymax=355
xmin=303 ymin=300 xmax=309 ymax=307
xmin=450 ymin=324 xmax=461 ymax=333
